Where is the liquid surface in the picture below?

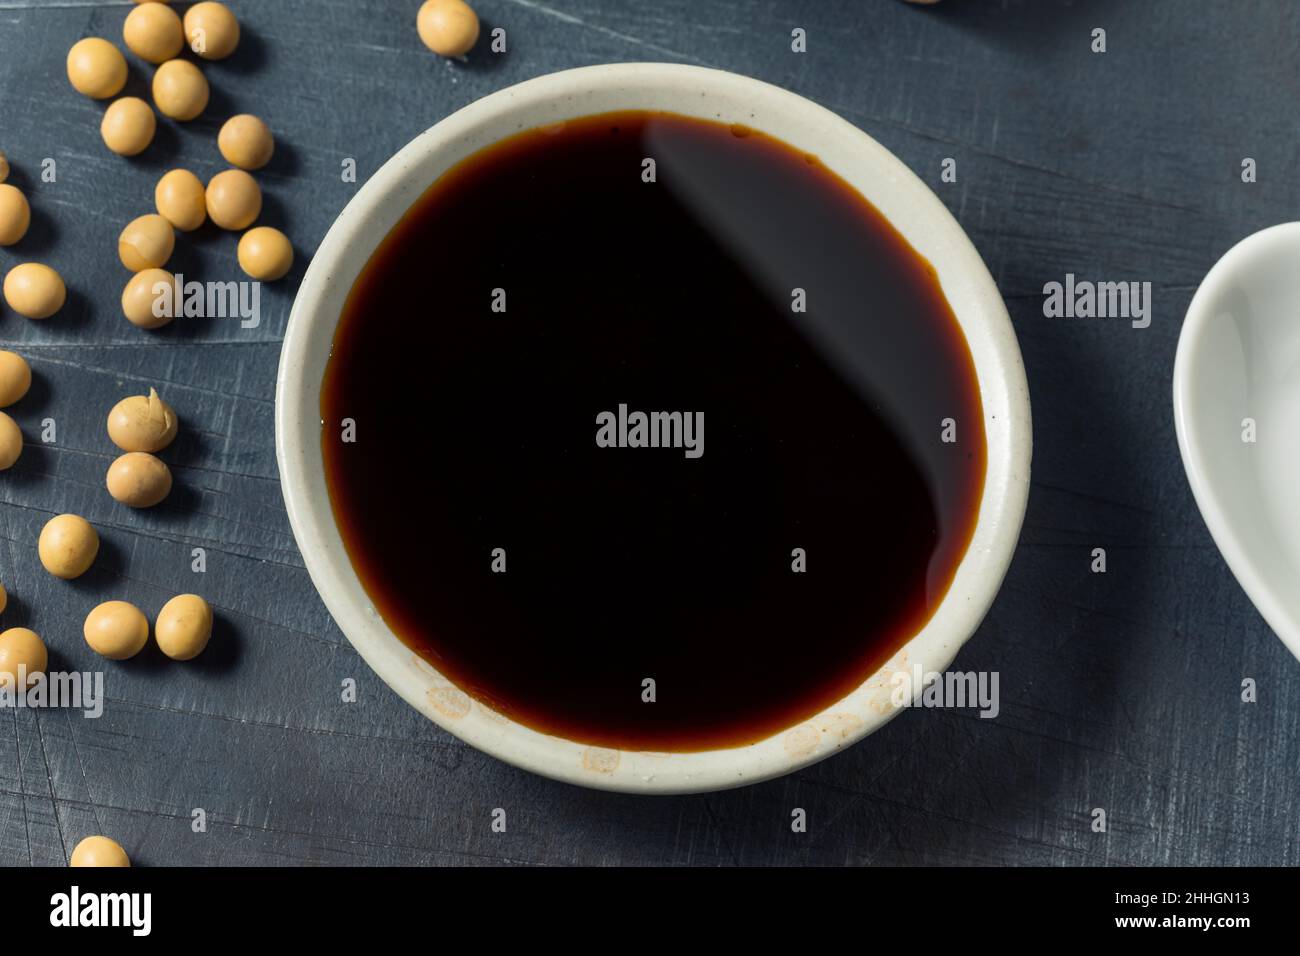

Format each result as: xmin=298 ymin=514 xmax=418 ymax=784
xmin=322 ymin=111 xmax=986 ymax=751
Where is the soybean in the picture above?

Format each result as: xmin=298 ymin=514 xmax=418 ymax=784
xmin=107 ymin=388 xmax=178 ymax=452
xmin=70 ymin=836 xmax=130 ymax=868
xmin=0 ymin=351 xmax=31 ymax=407
xmin=155 ymin=169 xmax=206 ymax=231
xmin=184 ymin=2 xmax=240 ymax=60
xmin=83 ymin=600 xmax=150 ymax=660
xmin=67 ymin=38 xmax=128 ymax=99
xmin=0 ymin=412 xmax=21 ymax=470
xmin=0 ymin=627 xmax=46 ymax=689
xmin=206 ymin=169 xmax=261 ymax=230
xmin=237 ymin=226 xmax=293 ymax=281
xmin=106 ymin=451 xmax=172 ymax=507
xmin=38 ymin=514 xmax=99 ymax=579
xmin=100 ymin=96 xmax=156 ymax=156
xmin=152 ymin=58 xmax=209 ymax=121
xmin=123 ymin=1 xmax=184 ymax=64
xmin=118 ymin=213 xmax=175 ymax=271
xmin=417 ymin=0 xmax=480 ymax=57
xmin=4 ymin=263 xmax=66 ymax=319
xmin=155 ymin=593 xmax=213 ymax=660
xmin=121 ymin=268 xmax=176 ymax=329
xmin=218 ymin=114 xmax=274 ymax=170
xmin=0 ymin=183 xmax=30 ymax=246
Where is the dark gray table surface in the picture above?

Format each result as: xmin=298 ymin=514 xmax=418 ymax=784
xmin=1 ymin=0 xmax=1297 ymax=867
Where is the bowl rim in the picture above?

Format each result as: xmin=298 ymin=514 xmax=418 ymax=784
xmin=1172 ymin=221 xmax=1300 ymax=663
xmin=275 ymin=62 xmax=1032 ymax=794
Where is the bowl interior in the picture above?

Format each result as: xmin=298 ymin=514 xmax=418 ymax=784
xmin=276 ymin=63 xmax=1031 ymax=793
xmin=1175 ymin=222 xmax=1300 ymax=661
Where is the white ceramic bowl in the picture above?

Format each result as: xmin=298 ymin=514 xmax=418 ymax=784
xmin=276 ymin=63 xmax=1032 ymax=793
xmin=1174 ymin=223 xmax=1300 ymax=663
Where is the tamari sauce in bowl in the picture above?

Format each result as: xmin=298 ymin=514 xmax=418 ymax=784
xmin=277 ymin=64 xmax=1031 ymax=792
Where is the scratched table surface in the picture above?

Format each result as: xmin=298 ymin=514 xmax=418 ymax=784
xmin=1 ymin=0 xmax=1298 ymax=867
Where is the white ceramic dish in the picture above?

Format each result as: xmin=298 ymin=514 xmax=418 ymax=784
xmin=276 ymin=63 xmax=1032 ymax=793
xmin=1174 ymin=222 xmax=1300 ymax=663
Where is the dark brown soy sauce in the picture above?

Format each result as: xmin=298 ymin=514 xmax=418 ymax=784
xmin=322 ymin=111 xmax=986 ymax=752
